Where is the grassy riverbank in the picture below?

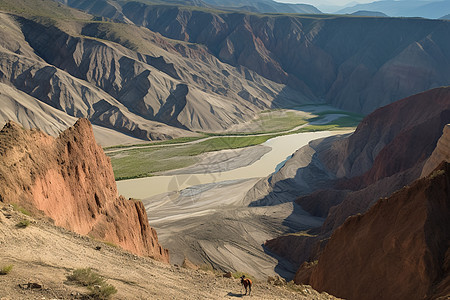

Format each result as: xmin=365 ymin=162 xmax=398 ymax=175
xmin=108 ymin=110 xmax=363 ymax=180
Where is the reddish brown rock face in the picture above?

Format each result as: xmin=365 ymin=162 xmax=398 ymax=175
xmin=304 ymin=162 xmax=450 ymax=300
xmin=0 ymin=119 xmax=169 ymax=262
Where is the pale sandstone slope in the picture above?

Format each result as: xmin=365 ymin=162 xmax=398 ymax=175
xmin=422 ymin=124 xmax=450 ymax=177
xmin=0 ymin=119 xmax=168 ymax=261
xmin=0 ymin=6 xmax=309 ymax=141
xmin=0 ymin=82 xmax=144 ymax=146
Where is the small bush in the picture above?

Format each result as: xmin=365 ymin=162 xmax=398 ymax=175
xmin=103 ymin=241 xmax=118 ymax=248
xmin=67 ymin=268 xmax=117 ymax=299
xmin=11 ymin=203 xmax=30 ymax=216
xmin=16 ymin=219 xmax=30 ymax=228
xmin=0 ymin=264 xmax=13 ymax=275
xmin=430 ymin=169 xmax=445 ymax=179
xmin=67 ymin=268 xmax=104 ymax=287
xmin=199 ymin=263 xmax=214 ymax=272
xmin=89 ymin=283 xmax=118 ymax=299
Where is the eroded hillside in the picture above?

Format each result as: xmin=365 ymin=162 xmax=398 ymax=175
xmin=0 ymin=0 xmax=309 ymax=144
xmin=1 ymin=0 xmax=450 ymax=143
xmin=256 ymin=87 xmax=450 ymax=269
xmin=0 ymin=201 xmax=341 ymax=299
xmin=61 ymin=0 xmax=450 ymax=114
xmin=0 ymin=119 xmax=168 ymax=261
xmin=304 ymin=162 xmax=450 ymax=300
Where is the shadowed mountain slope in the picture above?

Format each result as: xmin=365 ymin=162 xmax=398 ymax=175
xmin=61 ymin=0 xmax=450 ymax=114
xmin=256 ymin=87 xmax=450 ymax=269
xmin=0 ymin=0 xmax=309 ymax=142
xmin=305 ymin=161 xmax=450 ymax=300
xmin=2 ymin=0 xmax=450 ymax=140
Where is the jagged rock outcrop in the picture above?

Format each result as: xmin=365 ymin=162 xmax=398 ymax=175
xmin=422 ymin=124 xmax=450 ymax=177
xmin=260 ymin=87 xmax=450 ymax=268
xmin=300 ymin=162 xmax=450 ymax=300
xmin=0 ymin=119 xmax=169 ymax=262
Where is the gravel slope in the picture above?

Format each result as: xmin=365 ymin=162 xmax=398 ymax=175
xmin=0 ymin=203 xmax=339 ymax=300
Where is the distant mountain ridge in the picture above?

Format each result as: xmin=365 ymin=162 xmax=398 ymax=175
xmin=200 ymin=0 xmax=322 ymax=14
xmin=2 ymin=0 xmax=450 ymax=142
xmin=61 ymin=0 xmax=450 ymax=115
xmin=133 ymin=0 xmax=322 ymax=14
xmin=337 ymin=0 xmax=450 ymax=19
xmin=350 ymin=10 xmax=388 ymax=17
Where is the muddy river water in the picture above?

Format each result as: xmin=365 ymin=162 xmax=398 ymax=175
xmin=117 ymin=131 xmax=342 ymax=199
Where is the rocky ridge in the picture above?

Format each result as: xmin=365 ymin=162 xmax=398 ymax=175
xmin=0 ymin=1 xmax=309 ymax=143
xmin=64 ymin=0 xmax=450 ymax=114
xmin=255 ymin=87 xmax=450 ymax=268
xmin=302 ymin=162 xmax=450 ymax=300
xmin=0 ymin=118 xmax=168 ymax=262
xmin=422 ymin=124 xmax=450 ymax=177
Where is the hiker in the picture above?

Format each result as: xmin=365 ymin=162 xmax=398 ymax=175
xmin=241 ymin=275 xmax=252 ymax=296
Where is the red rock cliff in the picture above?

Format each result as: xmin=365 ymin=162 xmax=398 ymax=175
xmin=302 ymin=162 xmax=450 ymax=300
xmin=0 ymin=119 xmax=169 ymax=262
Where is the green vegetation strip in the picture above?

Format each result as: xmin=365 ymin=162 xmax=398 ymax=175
xmin=104 ymin=136 xmax=206 ymax=151
xmin=109 ymin=113 xmax=362 ymax=180
xmin=205 ymin=112 xmax=309 ymax=136
xmin=109 ymin=135 xmax=277 ymax=180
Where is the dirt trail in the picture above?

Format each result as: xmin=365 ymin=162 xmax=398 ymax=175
xmin=0 ymin=203 xmax=339 ymax=300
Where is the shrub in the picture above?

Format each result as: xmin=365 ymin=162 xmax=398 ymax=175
xmin=16 ymin=219 xmax=30 ymax=228
xmin=67 ymin=268 xmax=117 ymax=299
xmin=67 ymin=268 xmax=104 ymax=286
xmin=286 ymin=280 xmax=307 ymax=295
xmin=11 ymin=203 xmax=30 ymax=216
xmin=199 ymin=263 xmax=214 ymax=272
xmin=0 ymin=264 xmax=13 ymax=275
xmin=89 ymin=283 xmax=118 ymax=299
xmin=103 ymin=241 xmax=118 ymax=248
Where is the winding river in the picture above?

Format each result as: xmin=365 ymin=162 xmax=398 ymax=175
xmin=116 ymin=130 xmax=345 ymax=200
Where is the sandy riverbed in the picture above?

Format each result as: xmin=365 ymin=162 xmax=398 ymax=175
xmin=117 ymin=131 xmax=340 ymax=199
xmin=116 ymin=130 xmax=349 ymax=279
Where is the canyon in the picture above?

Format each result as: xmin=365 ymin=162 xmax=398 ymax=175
xmin=1 ymin=0 xmax=450 ymax=144
xmin=260 ymin=87 xmax=450 ymax=299
xmin=0 ymin=0 xmax=450 ymax=299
